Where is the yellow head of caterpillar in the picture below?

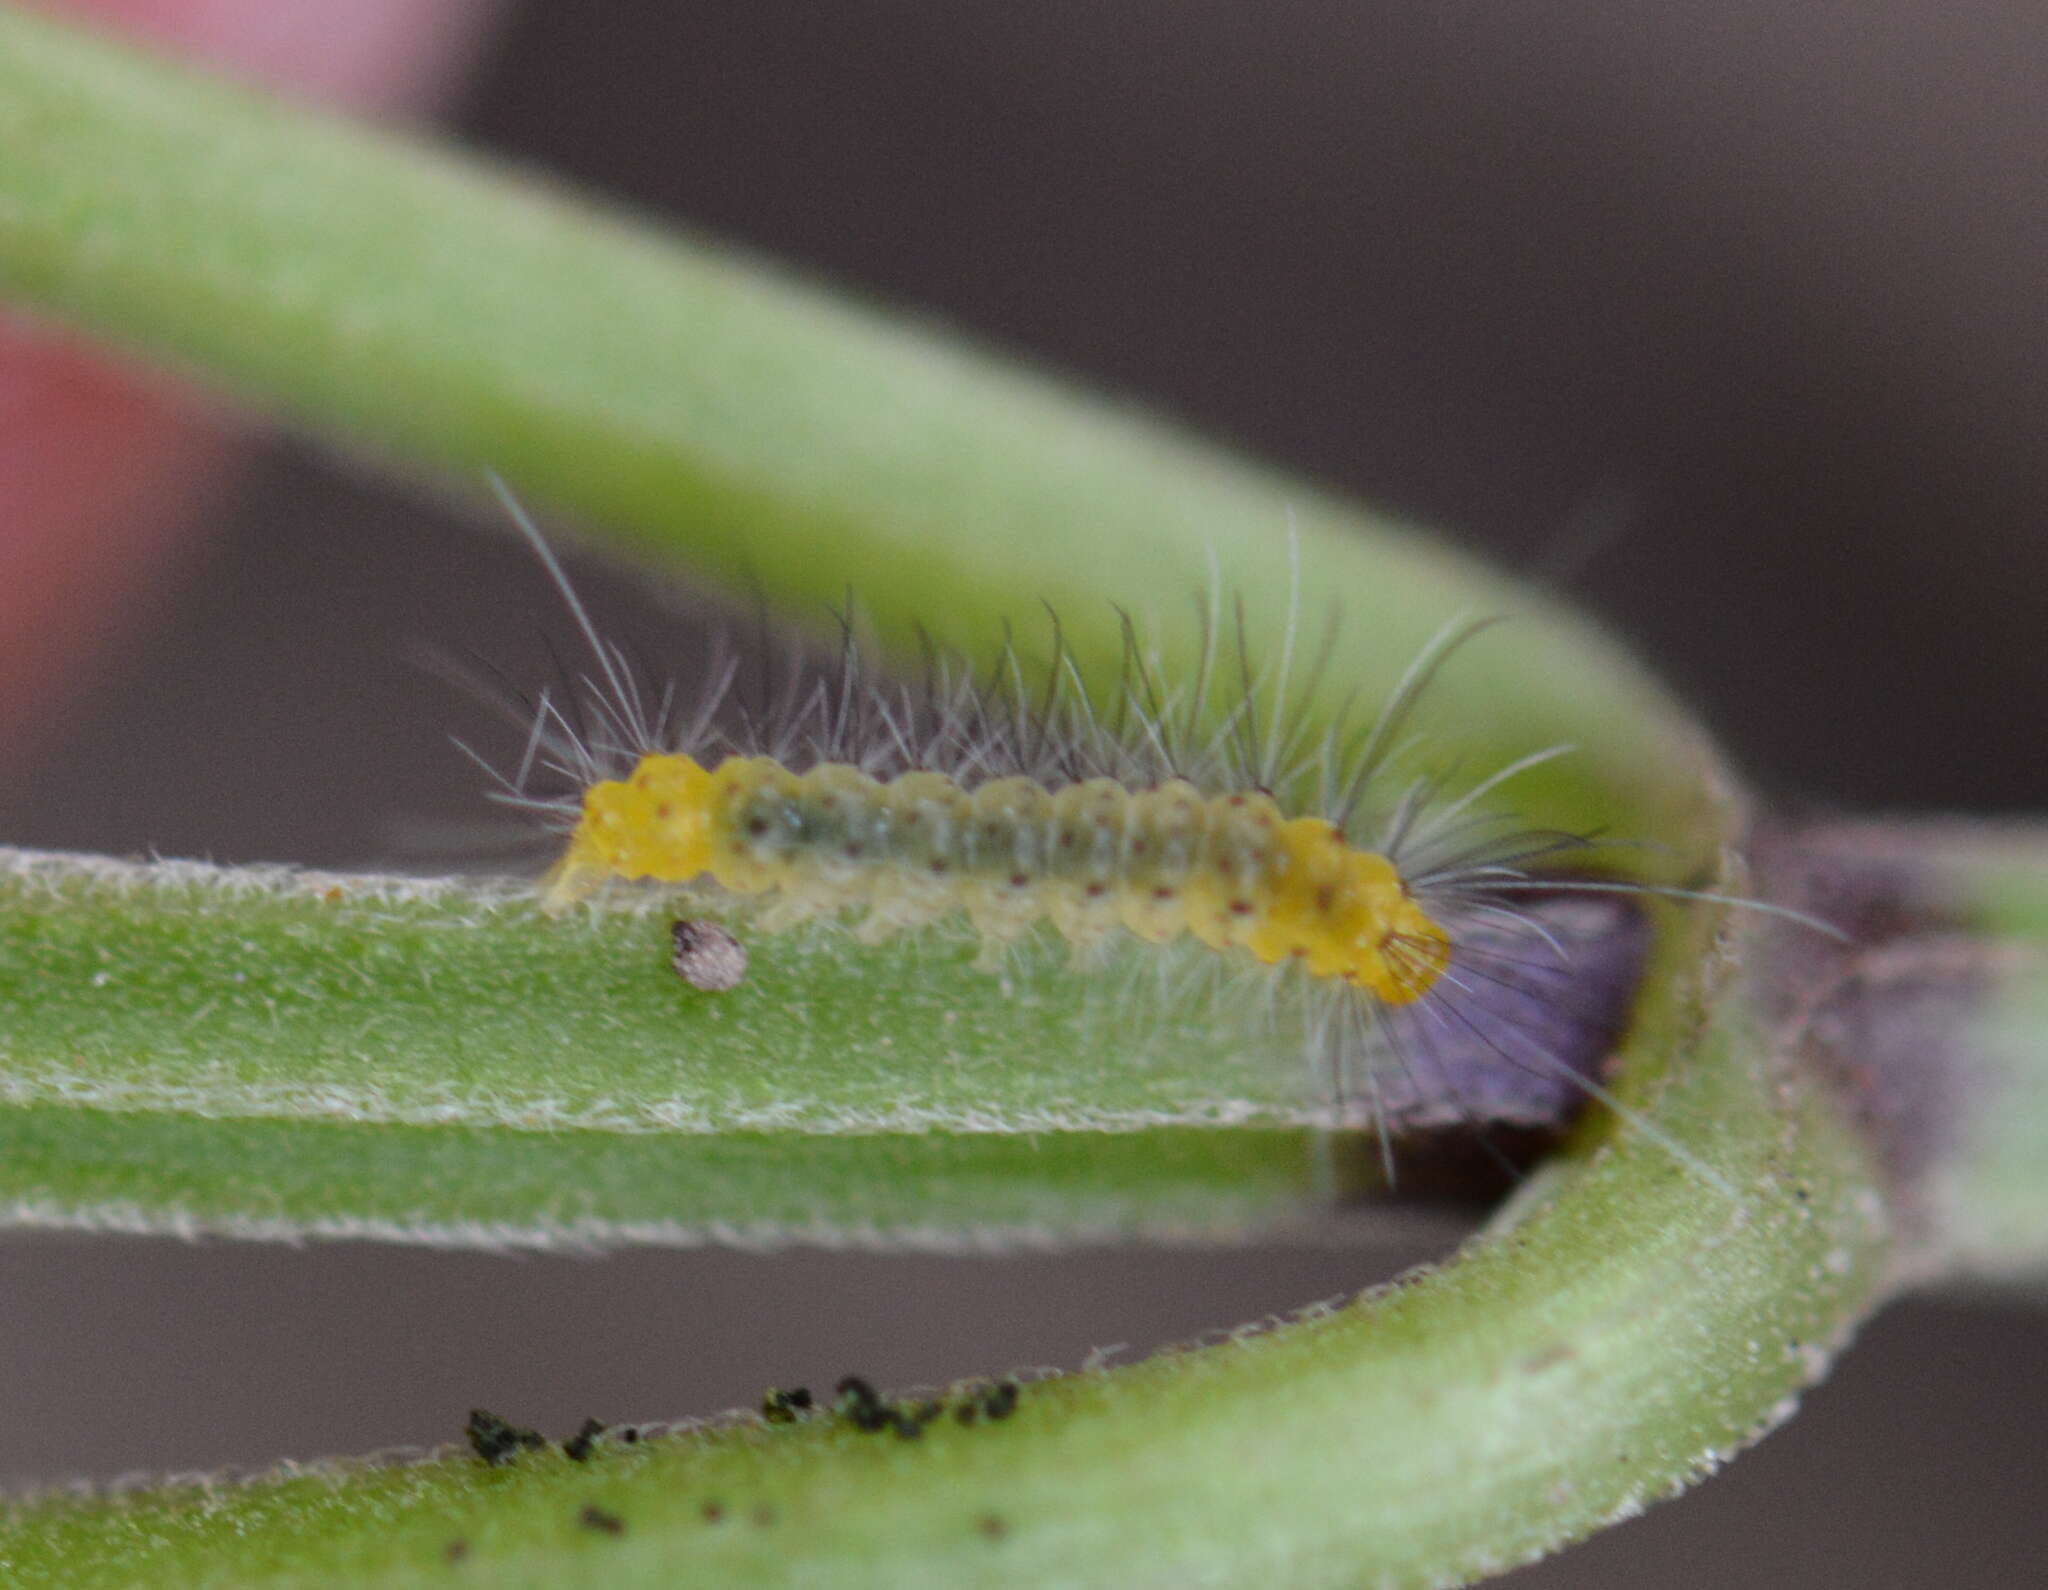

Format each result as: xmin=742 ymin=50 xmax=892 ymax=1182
xmin=542 ymin=753 xmax=718 ymax=911
xmin=1248 ymin=819 xmax=1450 ymax=1005
xmin=1352 ymin=863 xmax=1452 ymax=1006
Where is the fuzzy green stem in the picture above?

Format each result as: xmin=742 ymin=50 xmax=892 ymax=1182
xmin=0 ymin=847 xmax=1369 ymax=1247
xmin=0 ymin=901 xmax=1897 ymax=1588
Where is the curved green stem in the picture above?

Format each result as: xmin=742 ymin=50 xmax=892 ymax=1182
xmin=0 ymin=898 xmax=1897 ymax=1588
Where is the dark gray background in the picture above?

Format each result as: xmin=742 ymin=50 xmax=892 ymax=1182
xmin=5 ymin=4 xmax=2045 ymax=1583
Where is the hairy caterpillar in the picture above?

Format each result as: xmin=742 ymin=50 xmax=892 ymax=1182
xmin=550 ymin=756 xmax=1450 ymax=1007
xmin=471 ymin=485 xmax=1817 ymax=1157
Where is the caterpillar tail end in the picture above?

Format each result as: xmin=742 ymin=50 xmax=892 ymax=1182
xmin=537 ymin=758 xmax=722 ymax=913
xmin=539 ymin=843 xmax=610 ymax=914
xmin=539 ymin=808 xmax=623 ymax=914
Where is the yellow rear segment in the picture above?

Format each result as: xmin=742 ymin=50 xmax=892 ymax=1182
xmin=1247 ymin=818 xmax=1450 ymax=1005
xmin=541 ymin=753 xmax=719 ymax=909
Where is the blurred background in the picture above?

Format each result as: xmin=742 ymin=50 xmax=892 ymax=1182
xmin=2 ymin=3 xmax=2044 ymax=1583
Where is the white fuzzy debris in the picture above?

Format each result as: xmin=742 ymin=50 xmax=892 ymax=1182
xmin=669 ymin=918 xmax=749 ymax=992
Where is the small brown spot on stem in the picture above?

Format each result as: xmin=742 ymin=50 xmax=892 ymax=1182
xmin=984 ymin=1380 xmax=1020 ymax=1419
xmin=465 ymin=1408 xmax=546 ymax=1467
xmin=761 ymin=1387 xmax=813 ymax=1424
xmin=578 ymin=1503 xmax=626 ymax=1536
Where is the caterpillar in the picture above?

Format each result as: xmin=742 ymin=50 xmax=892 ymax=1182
xmin=471 ymin=484 xmax=1817 ymax=1155
xmin=547 ymin=759 xmax=1449 ymax=1007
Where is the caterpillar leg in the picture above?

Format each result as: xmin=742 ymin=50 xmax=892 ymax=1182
xmin=852 ymin=890 xmax=953 ymax=945
xmin=971 ymin=923 xmax=1034 ymax=972
xmin=755 ymin=895 xmax=832 ymax=933
xmin=852 ymin=911 xmax=902 ymax=946
xmin=1062 ymin=929 xmax=1118 ymax=974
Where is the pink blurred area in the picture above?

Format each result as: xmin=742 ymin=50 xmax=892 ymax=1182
xmin=45 ymin=0 xmax=498 ymax=111
xmin=0 ymin=0 xmax=498 ymax=767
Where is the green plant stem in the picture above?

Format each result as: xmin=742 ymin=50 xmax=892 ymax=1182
xmin=0 ymin=848 xmax=1363 ymax=1247
xmin=0 ymin=902 xmax=1897 ymax=1589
